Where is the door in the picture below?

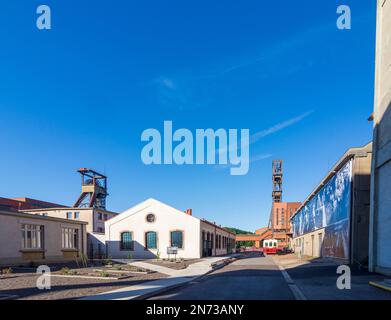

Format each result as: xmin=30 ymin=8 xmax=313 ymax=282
xmin=311 ymin=235 xmax=315 ymax=257
xmin=318 ymin=233 xmax=323 ymax=257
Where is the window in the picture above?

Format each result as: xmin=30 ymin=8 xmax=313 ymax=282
xmin=74 ymin=212 xmax=80 ymax=220
xmin=62 ymin=228 xmax=79 ymax=249
xmin=146 ymin=213 xmax=156 ymax=223
xmin=66 ymin=212 xmax=72 ymax=219
xmin=97 ymin=227 xmax=104 ymax=233
xmin=104 ymin=214 xmax=108 ymax=221
xmin=120 ymin=232 xmax=134 ymax=250
xmin=21 ymin=224 xmax=44 ymax=250
xmin=171 ymin=231 xmax=183 ymax=248
xmin=276 ymin=209 xmax=279 ymax=225
xmin=41 ymin=213 xmax=48 ymax=217
xmin=281 ymin=209 xmax=285 ymax=225
xmin=145 ymin=231 xmax=157 ymax=249
xmin=98 ymin=213 xmax=103 ymax=220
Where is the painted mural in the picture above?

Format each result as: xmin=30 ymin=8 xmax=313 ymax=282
xmin=291 ymin=159 xmax=353 ymax=259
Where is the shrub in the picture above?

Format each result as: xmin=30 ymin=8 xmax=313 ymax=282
xmin=78 ymin=252 xmax=89 ymax=268
xmin=2 ymin=267 xmax=13 ymax=275
xmin=103 ymin=259 xmax=112 ymax=266
xmin=60 ymin=267 xmax=70 ymax=275
xmin=100 ymin=271 xmax=109 ymax=277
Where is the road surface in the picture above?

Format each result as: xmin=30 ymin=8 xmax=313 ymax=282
xmin=149 ymin=253 xmax=295 ymax=300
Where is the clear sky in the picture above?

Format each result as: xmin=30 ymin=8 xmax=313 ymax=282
xmin=0 ymin=1 xmax=377 ymax=231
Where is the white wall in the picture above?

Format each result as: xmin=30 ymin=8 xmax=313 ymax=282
xmin=370 ymin=0 xmax=391 ymax=275
xmin=105 ymin=199 xmax=202 ymax=259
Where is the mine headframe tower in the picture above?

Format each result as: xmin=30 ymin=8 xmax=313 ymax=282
xmin=272 ymin=160 xmax=283 ymax=203
xmin=73 ymin=168 xmax=108 ymax=210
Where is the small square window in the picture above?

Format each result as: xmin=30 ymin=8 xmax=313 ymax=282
xmin=66 ymin=212 xmax=72 ymax=219
xmin=104 ymin=214 xmax=108 ymax=221
xmin=74 ymin=212 xmax=80 ymax=220
xmin=98 ymin=213 xmax=103 ymax=220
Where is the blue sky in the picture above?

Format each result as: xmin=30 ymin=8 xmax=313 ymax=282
xmin=0 ymin=1 xmax=377 ymax=231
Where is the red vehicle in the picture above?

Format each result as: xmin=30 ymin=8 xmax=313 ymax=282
xmin=263 ymin=239 xmax=278 ymax=254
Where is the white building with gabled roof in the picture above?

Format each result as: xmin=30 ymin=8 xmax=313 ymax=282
xmin=104 ymin=198 xmax=236 ymax=260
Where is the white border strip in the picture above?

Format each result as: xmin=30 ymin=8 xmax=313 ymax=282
xmin=277 ymin=265 xmax=307 ymax=300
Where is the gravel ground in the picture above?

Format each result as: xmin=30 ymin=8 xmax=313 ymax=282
xmin=0 ymin=272 xmax=167 ymax=300
xmin=146 ymin=259 xmax=202 ymax=270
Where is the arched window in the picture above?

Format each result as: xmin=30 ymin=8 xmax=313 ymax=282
xmin=120 ymin=232 xmax=134 ymax=251
xmin=145 ymin=231 xmax=157 ymax=249
xmin=170 ymin=231 xmax=184 ymax=248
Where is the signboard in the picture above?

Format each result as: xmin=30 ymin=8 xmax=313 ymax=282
xmin=167 ymin=247 xmax=178 ymax=255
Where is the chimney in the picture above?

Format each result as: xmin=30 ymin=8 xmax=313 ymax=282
xmin=185 ymin=209 xmax=192 ymax=216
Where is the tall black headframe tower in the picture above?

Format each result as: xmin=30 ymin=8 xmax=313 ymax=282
xmin=73 ymin=168 xmax=108 ymax=209
xmin=272 ymin=160 xmax=283 ymax=203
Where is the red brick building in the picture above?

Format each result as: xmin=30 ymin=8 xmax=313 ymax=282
xmin=270 ymin=202 xmax=301 ymax=248
xmin=0 ymin=197 xmax=65 ymax=212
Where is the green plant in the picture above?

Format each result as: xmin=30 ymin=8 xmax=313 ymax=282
xmin=127 ymin=253 xmax=133 ymax=260
xmin=2 ymin=267 xmax=13 ymax=275
xmin=103 ymin=259 xmax=112 ymax=266
xmin=100 ymin=271 xmax=109 ymax=277
xmin=114 ymin=265 xmax=122 ymax=271
xmin=156 ymin=250 xmax=161 ymax=260
xmin=60 ymin=267 xmax=70 ymax=275
xmin=78 ymin=251 xmax=89 ymax=268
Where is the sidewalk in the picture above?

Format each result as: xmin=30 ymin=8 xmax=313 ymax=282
xmin=80 ymin=255 xmax=239 ymax=300
xmin=272 ymin=254 xmax=391 ymax=300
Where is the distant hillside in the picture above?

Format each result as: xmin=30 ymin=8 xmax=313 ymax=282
xmin=224 ymin=227 xmax=254 ymax=235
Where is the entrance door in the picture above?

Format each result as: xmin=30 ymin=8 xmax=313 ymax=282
xmin=311 ymin=235 xmax=315 ymax=257
xmin=318 ymin=233 xmax=322 ymax=257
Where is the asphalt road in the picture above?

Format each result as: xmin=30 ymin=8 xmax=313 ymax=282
xmin=149 ymin=253 xmax=295 ymax=300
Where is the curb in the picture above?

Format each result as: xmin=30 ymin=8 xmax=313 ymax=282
xmin=369 ymin=281 xmax=391 ymax=293
xmin=134 ymin=256 xmax=239 ymax=300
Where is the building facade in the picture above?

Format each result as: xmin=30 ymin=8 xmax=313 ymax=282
xmin=369 ymin=0 xmax=391 ymax=275
xmin=105 ymin=198 xmax=235 ymax=259
xmin=291 ymin=143 xmax=372 ymax=266
xmin=0 ymin=197 xmax=66 ymax=212
xmin=21 ymin=207 xmax=117 ymax=259
xmin=270 ymin=202 xmax=301 ymax=248
xmin=0 ymin=210 xmax=87 ymax=266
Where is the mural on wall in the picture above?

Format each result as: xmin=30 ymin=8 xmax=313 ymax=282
xmin=291 ymin=159 xmax=352 ymax=259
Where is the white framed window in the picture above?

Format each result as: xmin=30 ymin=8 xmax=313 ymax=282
xmin=21 ymin=224 xmax=44 ymax=250
xmin=74 ymin=212 xmax=80 ymax=220
xmin=62 ymin=228 xmax=79 ymax=249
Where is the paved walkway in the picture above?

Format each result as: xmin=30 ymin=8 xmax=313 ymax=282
xmin=150 ymin=253 xmax=296 ymax=300
xmin=272 ymin=254 xmax=391 ymax=300
xmin=81 ymin=255 xmax=237 ymax=300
